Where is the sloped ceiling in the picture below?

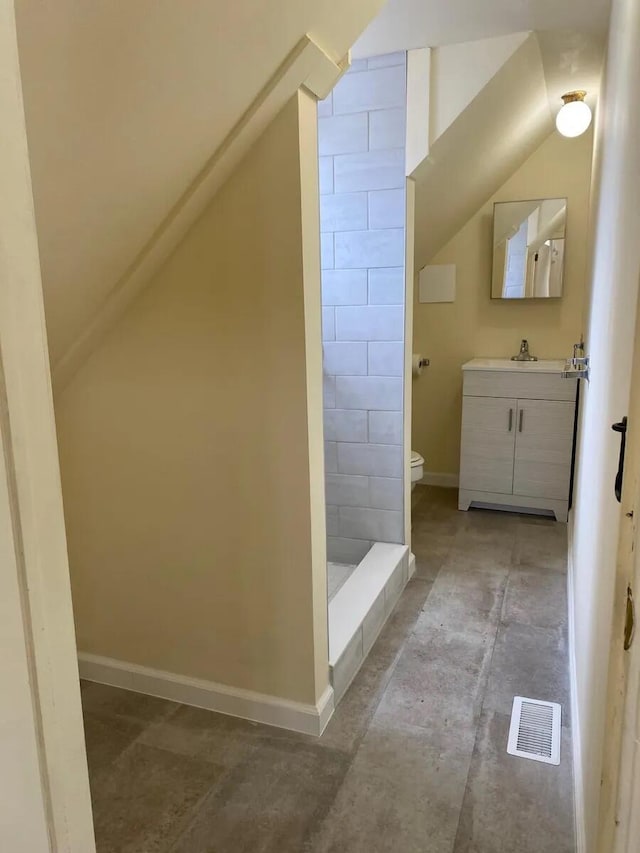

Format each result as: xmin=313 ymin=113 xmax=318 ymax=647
xmin=412 ymin=24 xmax=606 ymax=269
xmin=413 ymin=34 xmax=554 ymax=269
xmin=353 ymin=0 xmax=610 ymax=54
xmin=537 ymin=29 xmax=605 ymax=114
xmin=428 ymin=31 xmax=530 ymax=143
xmin=15 ymin=0 xmax=384 ymax=367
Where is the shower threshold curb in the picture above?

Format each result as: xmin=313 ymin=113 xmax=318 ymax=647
xmin=328 ymin=543 xmax=411 ymax=704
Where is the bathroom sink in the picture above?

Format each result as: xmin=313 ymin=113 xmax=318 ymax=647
xmin=462 ymin=358 xmax=567 ymax=373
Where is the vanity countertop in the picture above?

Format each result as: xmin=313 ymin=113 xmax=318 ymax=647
xmin=462 ymin=358 xmax=566 ymax=374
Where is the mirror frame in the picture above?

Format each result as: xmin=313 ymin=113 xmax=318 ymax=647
xmin=491 ymin=197 xmax=568 ymax=300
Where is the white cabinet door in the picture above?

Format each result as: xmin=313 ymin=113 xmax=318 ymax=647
xmin=459 ymin=396 xmax=517 ymax=494
xmin=513 ymin=400 xmax=575 ymax=500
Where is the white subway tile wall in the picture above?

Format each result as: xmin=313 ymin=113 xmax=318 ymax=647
xmin=326 ymin=505 xmax=339 ymax=536
xmin=338 ymin=506 xmax=404 ymax=541
xmin=334 ymin=228 xmax=405 ymax=268
xmin=325 ymin=441 xmax=339 ymax=474
xmin=337 ymin=442 xmax=403 ymax=479
xmin=335 ymin=305 xmax=404 ymax=342
xmin=369 ymin=107 xmax=407 ymax=151
xmin=323 ymin=374 xmax=336 ymax=408
xmin=324 ymin=409 xmax=368 ymax=443
xmin=321 ymin=307 xmax=335 ymax=342
xmin=366 ymin=51 xmax=407 ymax=70
xmin=320 ymin=192 xmax=368 ymax=233
xmin=326 ymin=536 xmax=372 ymax=565
xmin=368 ymin=267 xmax=405 ymax=305
xmin=368 ymin=189 xmax=405 ymax=229
xmin=323 ymin=342 xmax=368 ymax=376
xmin=320 ymin=52 xmax=407 ymax=561
xmin=320 ymin=232 xmax=335 ymax=269
xmin=347 ymin=58 xmax=370 ymax=73
xmin=368 ymin=410 xmax=403 ymax=445
xmin=322 ymin=269 xmax=368 ymax=306
xmin=332 ymin=65 xmax=406 ymax=115
xmin=326 ymin=473 xmax=370 ymax=507
xmin=367 ymin=341 xmax=404 ymax=376
xmin=335 ymin=376 xmax=403 ymax=411
xmin=369 ymin=476 xmax=403 ymax=510
xmin=334 ymin=149 xmax=405 ymax=193
xmin=319 ymin=156 xmax=334 ymax=194
xmin=318 ymin=113 xmax=368 ymax=156
xmin=317 ymin=91 xmax=333 ymax=118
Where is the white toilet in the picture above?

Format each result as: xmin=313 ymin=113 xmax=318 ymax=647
xmin=410 ymin=451 xmax=424 ymax=490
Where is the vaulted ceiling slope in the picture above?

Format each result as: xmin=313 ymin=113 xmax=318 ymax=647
xmin=354 ymin=0 xmax=611 ymax=54
xmin=413 ymin=34 xmax=552 ymax=268
xmin=413 ymin=29 xmax=605 ymax=269
xmin=16 ymin=0 xmax=384 ymax=371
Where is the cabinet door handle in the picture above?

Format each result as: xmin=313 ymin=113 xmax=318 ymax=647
xmin=519 ymin=409 xmax=524 ymax=432
xmin=508 ymin=408 xmax=513 ymax=431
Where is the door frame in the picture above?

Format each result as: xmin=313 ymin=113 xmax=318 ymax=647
xmin=0 ymin=1 xmax=95 ymax=849
xmin=597 ymin=285 xmax=640 ymax=852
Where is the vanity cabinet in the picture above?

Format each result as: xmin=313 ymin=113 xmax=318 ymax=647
xmin=458 ymin=360 xmax=577 ymax=521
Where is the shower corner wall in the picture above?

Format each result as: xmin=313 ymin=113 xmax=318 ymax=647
xmin=318 ymin=50 xmax=408 ymax=566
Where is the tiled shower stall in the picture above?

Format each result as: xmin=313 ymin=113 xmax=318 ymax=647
xmin=319 ymin=52 xmax=407 ymax=565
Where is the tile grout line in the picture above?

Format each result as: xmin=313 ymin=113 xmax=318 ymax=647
xmin=85 ymin=692 xmax=184 ymax=785
xmin=299 ymin=577 xmax=438 ymax=848
xmin=448 ymin=569 xmax=511 ymax=852
xmin=304 ymin=576 xmax=441 ymax=846
xmin=344 ymin=576 xmax=440 ymax=757
xmin=165 ymin=754 xmax=243 ymax=853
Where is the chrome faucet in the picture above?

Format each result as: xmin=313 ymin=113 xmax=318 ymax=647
xmin=511 ymin=339 xmax=538 ymax=362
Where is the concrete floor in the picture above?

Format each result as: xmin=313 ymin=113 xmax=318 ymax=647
xmin=82 ymin=486 xmax=575 ymax=852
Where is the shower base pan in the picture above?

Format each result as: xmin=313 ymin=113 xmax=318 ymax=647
xmin=328 ymin=543 xmax=412 ymax=704
xmin=327 ymin=561 xmax=356 ymax=602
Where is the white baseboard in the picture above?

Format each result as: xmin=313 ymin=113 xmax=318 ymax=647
xmin=408 ymin=552 xmax=416 ymax=579
xmin=567 ymin=521 xmax=586 ymax=852
xmin=78 ymin=652 xmax=334 ymax=737
xmin=420 ymin=471 xmax=459 ymax=488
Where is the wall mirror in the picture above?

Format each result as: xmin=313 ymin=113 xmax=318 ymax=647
xmin=491 ymin=198 xmax=567 ymax=299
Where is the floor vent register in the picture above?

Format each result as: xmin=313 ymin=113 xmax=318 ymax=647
xmin=507 ymin=696 xmax=561 ymax=765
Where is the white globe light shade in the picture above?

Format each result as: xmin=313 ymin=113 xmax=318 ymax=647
xmin=556 ymin=99 xmax=592 ymax=138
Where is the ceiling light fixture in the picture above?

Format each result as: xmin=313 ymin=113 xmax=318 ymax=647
xmin=556 ymin=91 xmax=592 ymax=138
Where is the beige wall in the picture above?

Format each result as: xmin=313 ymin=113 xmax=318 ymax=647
xmin=16 ymin=0 xmax=383 ymax=366
xmin=412 ymin=129 xmax=593 ymax=475
xmin=55 ymin=92 xmax=328 ymax=706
